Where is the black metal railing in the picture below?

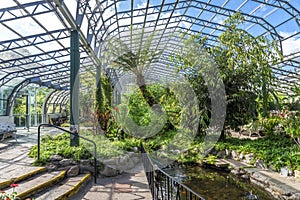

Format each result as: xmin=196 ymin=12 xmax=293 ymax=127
xmin=141 ymin=144 xmax=206 ymax=200
xmin=37 ymin=124 xmax=97 ymax=183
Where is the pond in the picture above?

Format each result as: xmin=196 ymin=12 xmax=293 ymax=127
xmin=163 ymin=165 xmax=274 ymax=200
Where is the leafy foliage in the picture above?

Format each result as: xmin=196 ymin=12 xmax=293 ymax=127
xmin=171 ymin=13 xmax=283 ymax=138
xmin=95 ymin=75 xmax=113 ymax=132
xmin=125 ymin=84 xmax=180 ymax=129
xmin=215 ymin=136 xmax=300 ymax=171
xmin=29 ymin=133 xmax=92 ymax=165
xmin=282 ymin=114 xmax=300 ymax=147
xmin=105 ymin=29 xmax=162 ymax=107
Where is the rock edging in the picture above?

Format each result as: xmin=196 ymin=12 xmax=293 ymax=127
xmin=47 ymin=150 xmax=141 ymax=177
xmin=211 ymin=149 xmax=300 ymax=200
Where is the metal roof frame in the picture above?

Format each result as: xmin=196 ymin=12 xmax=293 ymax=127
xmin=0 ymin=0 xmax=299 ymax=106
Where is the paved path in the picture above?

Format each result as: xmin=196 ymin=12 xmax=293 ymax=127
xmin=1 ymin=127 xmax=152 ymax=200
xmin=73 ymin=167 xmax=152 ymax=200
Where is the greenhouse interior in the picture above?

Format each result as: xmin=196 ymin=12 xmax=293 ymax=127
xmin=0 ymin=0 xmax=299 ymax=200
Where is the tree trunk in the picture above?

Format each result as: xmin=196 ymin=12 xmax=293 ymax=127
xmin=136 ymin=73 xmax=157 ymax=106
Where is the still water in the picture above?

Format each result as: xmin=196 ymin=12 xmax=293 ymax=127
xmin=163 ymin=166 xmax=274 ymax=200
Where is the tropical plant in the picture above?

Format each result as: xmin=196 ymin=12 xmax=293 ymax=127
xmin=95 ymin=74 xmax=113 ymax=132
xmin=171 ymin=13 xmax=283 ymax=139
xmin=106 ymin=28 xmax=162 ymax=107
xmin=283 ymin=114 xmax=300 ymax=147
xmin=283 ymin=85 xmax=300 ymax=111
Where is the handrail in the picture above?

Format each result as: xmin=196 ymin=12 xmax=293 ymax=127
xmin=38 ymin=123 xmax=97 ymax=183
xmin=141 ymin=143 xmax=206 ymax=200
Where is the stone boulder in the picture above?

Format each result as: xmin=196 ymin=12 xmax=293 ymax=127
xmin=59 ymin=158 xmax=76 ymax=167
xmin=100 ymin=166 xmax=119 ymax=177
xmin=67 ymin=165 xmax=80 ymax=177
xmin=49 ymin=154 xmax=63 ymax=162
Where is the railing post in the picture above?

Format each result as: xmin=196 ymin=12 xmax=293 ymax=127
xmin=37 ymin=124 xmax=41 ymax=161
xmin=140 ymin=143 xmax=206 ymax=200
xmin=37 ymin=124 xmax=97 ymax=183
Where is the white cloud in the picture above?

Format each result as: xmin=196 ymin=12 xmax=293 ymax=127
xmin=0 ymin=1 xmax=15 ymax=9
xmin=212 ymin=15 xmax=226 ymax=25
xmin=280 ymin=31 xmax=300 ymax=56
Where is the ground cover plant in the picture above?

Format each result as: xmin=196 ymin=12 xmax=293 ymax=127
xmin=29 ymin=132 xmax=142 ymax=165
xmin=29 ymin=133 xmax=92 ymax=165
xmin=215 ymin=136 xmax=300 ymax=171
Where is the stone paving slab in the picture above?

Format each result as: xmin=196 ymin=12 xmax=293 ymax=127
xmin=74 ymin=165 xmax=152 ymax=200
xmin=0 ymin=164 xmax=45 ymax=182
xmin=35 ymin=173 xmax=91 ymax=200
xmin=1 ymin=127 xmax=153 ymax=200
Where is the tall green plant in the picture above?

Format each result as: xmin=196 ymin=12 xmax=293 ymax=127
xmin=106 ymin=29 xmax=162 ymax=107
xmin=95 ymin=74 xmax=113 ymax=132
xmin=171 ymin=13 xmax=283 ymax=139
xmin=209 ymin=13 xmax=282 ymax=119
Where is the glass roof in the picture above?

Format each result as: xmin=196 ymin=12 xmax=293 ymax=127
xmin=0 ymin=0 xmax=299 ymax=94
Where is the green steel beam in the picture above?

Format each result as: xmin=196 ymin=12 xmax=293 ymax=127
xmin=70 ymin=30 xmax=80 ymax=146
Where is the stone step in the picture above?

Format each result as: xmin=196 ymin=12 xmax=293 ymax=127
xmin=203 ymin=159 xmax=230 ymax=168
xmin=34 ymin=173 xmax=91 ymax=200
xmin=3 ymin=170 xmax=66 ymax=199
xmin=214 ymin=160 xmax=230 ymax=168
xmin=0 ymin=164 xmax=46 ymax=189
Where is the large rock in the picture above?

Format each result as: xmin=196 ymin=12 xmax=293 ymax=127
xmin=46 ymin=163 xmax=57 ymax=171
xmin=255 ymin=159 xmax=266 ymax=169
xmin=118 ymin=155 xmax=136 ymax=170
xmin=231 ymin=150 xmax=239 ymax=160
xmin=100 ymin=166 xmax=119 ymax=177
xmin=49 ymin=154 xmax=63 ymax=162
xmin=217 ymin=150 xmax=226 ymax=158
xmin=80 ymin=159 xmax=91 ymax=166
xmin=59 ymin=158 xmax=76 ymax=167
xmin=244 ymin=153 xmax=254 ymax=164
xmin=294 ymin=170 xmax=300 ymax=179
xmin=67 ymin=165 xmax=80 ymax=177
xmin=79 ymin=159 xmax=94 ymax=173
xmin=103 ymin=158 xmax=118 ymax=167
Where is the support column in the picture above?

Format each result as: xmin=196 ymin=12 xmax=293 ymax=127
xmin=26 ymin=94 xmax=30 ymax=131
xmin=70 ymin=30 xmax=80 ymax=146
xmin=34 ymin=87 xmax=37 ymax=126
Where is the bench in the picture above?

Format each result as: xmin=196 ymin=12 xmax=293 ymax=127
xmin=0 ymin=123 xmax=17 ymax=141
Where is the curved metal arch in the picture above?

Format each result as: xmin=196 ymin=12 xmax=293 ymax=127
xmin=45 ymin=90 xmax=68 ymax=114
xmin=0 ymin=0 xmax=299 ymax=97
xmin=56 ymin=92 xmax=69 ymax=109
xmin=0 ymin=67 xmax=70 ymax=88
xmin=0 ymin=48 xmax=70 ymax=69
xmin=0 ymin=29 xmax=70 ymax=53
xmin=42 ymin=90 xmax=57 ymax=115
xmin=0 ymin=1 xmax=55 ymax=23
xmin=59 ymin=93 xmax=70 ymax=110
xmin=5 ymin=79 xmax=32 ymax=116
xmin=94 ymin=0 xmax=281 ymax=43
xmin=253 ymin=0 xmax=300 ymax=19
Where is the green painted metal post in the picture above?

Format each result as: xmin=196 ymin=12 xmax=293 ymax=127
xmin=25 ymin=94 xmax=30 ymax=131
xmin=70 ymin=30 xmax=80 ymax=146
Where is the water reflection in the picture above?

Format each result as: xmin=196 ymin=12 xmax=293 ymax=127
xmin=163 ymin=166 xmax=273 ymax=200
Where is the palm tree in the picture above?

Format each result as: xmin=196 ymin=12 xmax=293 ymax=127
xmin=106 ymin=29 xmax=162 ymax=107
